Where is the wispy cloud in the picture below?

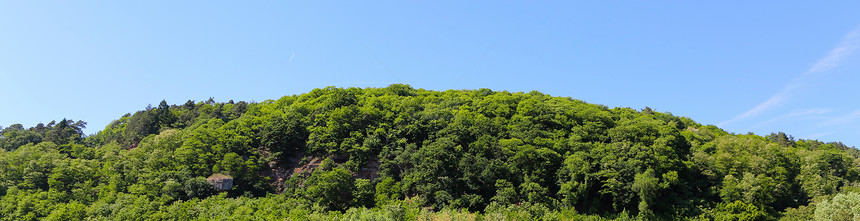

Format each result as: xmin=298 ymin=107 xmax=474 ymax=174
xmin=794 ymin=109 xmax=860 ymax=142
xmin=750 ymin=108 xmax=835 ymax=129
xmin=287 ymin=53 xmax=296 ymax=65
xmin=818 ymin=109 xmax=860 ymax=127
xmin=791 ymin=108 xmax=835 ymax=116
xmin=806 ymin=27 xmax=860 ymax=74
xmin=718 ymin=85 xmax=794 ymax=126
xmin=719 ymin=25 xmax=860 ymax=127
xmin=804 ymin=132 xmax=833 ymax=140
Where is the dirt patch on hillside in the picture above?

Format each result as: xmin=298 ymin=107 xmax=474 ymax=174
xmin=260 ymin=150 xmax=316 ymax=193
xmin=263 ymin=152 xmax=381 ymax=192
xmin=356 ymin=156 xmax=379 ymax=180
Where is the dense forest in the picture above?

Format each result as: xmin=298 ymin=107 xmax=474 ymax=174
xmin=1 ymin=85 xmax=859 ymax=220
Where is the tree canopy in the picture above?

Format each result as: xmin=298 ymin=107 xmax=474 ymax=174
xmin=0 ymin=85 xmax=858 ymax=220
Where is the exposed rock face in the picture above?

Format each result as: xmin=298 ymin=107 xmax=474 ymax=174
xmin=357 ymin=157 xmax=379 ymax=180
xmin=207 ymin=173 xmax=234 ymax=191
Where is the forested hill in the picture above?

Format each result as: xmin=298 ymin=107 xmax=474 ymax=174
xmin=1 ymin=85 xmax=859 ymax=220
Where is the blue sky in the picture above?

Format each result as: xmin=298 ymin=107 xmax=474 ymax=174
xmin=2 ymin=1 xmax=860 ymax=146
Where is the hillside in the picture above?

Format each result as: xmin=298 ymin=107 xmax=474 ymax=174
xmin=1 ymin=85 xmax=859 ymax=220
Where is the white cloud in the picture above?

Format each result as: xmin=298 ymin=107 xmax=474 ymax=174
xmin=806 ymin=27 xmax=860 ymax=74
xmin=804 ymin=132 xmax=833 ymax=140
xmin=287 ymin=53 xmax=296 ymax=65
xmin=818 ymin=109 xmax=860 ymax=127
xmin=718 ymin=90 xmax=789 ymax=127
xmin=750 ymin=108 xmax=836 ymax=129
xmin=720 ymin=25 xmax=860 ymax=127
xmin=794 ymin=108 xmax=837 ymax=115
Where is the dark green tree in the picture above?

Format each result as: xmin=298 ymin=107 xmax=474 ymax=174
xmin=304 ymin=168 xmax=354 ymax=211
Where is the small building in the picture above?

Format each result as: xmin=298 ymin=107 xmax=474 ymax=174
xmin=207 ymin=173 xmax=234 ymax=191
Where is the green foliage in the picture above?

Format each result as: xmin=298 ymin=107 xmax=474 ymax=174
xmin=1 ymin=85 xmax=859 ymax=219
xmin=492 ymin=179 xmax=518 ymax=205
xmin=780 ymin=205 xmax=814 ymax=221
xmin=184 ymin=177 xmax=215 ymax=199
xmin=305 ymin=167 xmax=355 ymax=211
xmin=814 ymin=192 xmax=860 ymax=221
xmin=261 ymin=110 xmax=307 ymax=161
xmin=712 ymin=200 xmax=767 ymax=221
xmin=0 ymin=124 xmax=42 ymax=151
xmin=45 ymin=202 xmax=86 ymax=221
xmin=632 ymin=168 xmax=660 ymax=216
xmin=0 ymin=119 xmax=86 ymax=151
xmin=353 ymin=178 xmax=375 ymax=208
xmin=375 ymin=177 xmax=402 ymax=207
